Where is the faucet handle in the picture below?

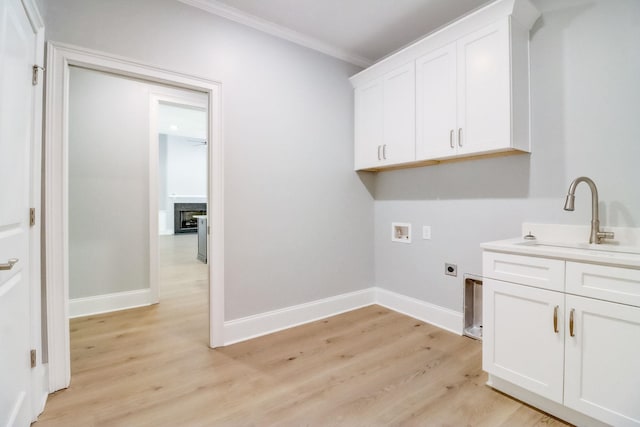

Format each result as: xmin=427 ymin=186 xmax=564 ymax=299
xmin=597 ymin=231 xmax=615 ymax=242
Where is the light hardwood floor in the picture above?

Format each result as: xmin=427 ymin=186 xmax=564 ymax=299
xmin=36 ymin=234 xmax=569 ymax=426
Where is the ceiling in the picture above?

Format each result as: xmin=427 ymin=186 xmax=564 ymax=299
xmin=158 ymin=103 xmax=207 ymax=140
xmin=180 ymin=0 xmax=493 ymax=67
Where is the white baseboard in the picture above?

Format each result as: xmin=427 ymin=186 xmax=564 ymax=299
xmin=374 ymin=287 xmax=463 ymax=335
xmin=69 ymin=288 xmax=155 ymax=318
xmin=224 ymin=288 xmax=376 ymax=345
xmin=223 ymin=287 xmax=463 ymax=345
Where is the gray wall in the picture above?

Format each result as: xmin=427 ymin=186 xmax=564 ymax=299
xmin=46 ymin=0 xmax=637 ymax=321
xmin=374 ymin=0 xmax=640 ymax=312
xmin=39 ymin=0 xmax=373 ymax=318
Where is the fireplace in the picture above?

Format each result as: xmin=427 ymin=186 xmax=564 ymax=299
xmin=174 ymin=203 xmax=206 ymax=234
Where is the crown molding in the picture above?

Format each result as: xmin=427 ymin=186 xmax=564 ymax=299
xmin=178 ymin=0 xmax=372 ymax=68
xmin=21 ymin=0 xmax=45 ymax=32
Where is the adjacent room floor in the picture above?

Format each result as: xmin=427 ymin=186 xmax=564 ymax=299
xmin=35 ymin=234 xmax=568 ymax=426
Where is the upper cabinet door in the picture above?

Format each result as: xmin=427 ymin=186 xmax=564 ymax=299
xmin=416 ymin=43 xmax=457 ymax=161
xmin=354 ymin=78 xmax=384 ymax=170
xmin=457 ymin=19 xmax=510 ymax=155
xmin=382 ymin=62 xmax=416 ymax=165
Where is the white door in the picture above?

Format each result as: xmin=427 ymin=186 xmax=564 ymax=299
xmin=564 ymin=295 xmax=640 ymax=426
xmin=457 ymin=19 xmax=510 ymax=155
xmin=416 ymin=42 xmax=457 ymax=160
xmin=483 ymin=278 xmax=565 ymax=403
xmin=0 ymin=0 xmax=37 ymax=425
xmin=354 ymin=78 xmax=383 ymax=170
xmin=382 ymin=62 xmax=415 ymax=166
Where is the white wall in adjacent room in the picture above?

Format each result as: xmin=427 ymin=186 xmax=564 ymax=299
xmin=165 ymin=135 xmax=207 ymax=198
xmin=158 ymin=134 xmax=208 ymax=234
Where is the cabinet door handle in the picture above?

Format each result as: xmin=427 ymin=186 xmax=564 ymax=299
xmin=377 ymin=145 xmax=381 ymax=160
xmin=553 ymin=305 xmax=559 ymax=333
xmin=0 ymin=258 xmax=18 ymax=271
xmin=449 ymin=129 xmax=454 ymax=148
xmin=569 ymin=309 xmax=575 ymax=337
xmin=382 ymin=144 xmax=387 ymax=160
xmin=458 ymin=128 xmax=463 ymax=147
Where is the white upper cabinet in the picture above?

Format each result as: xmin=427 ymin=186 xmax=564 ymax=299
xmin=354 ymin=63 xmax=415 ymax=170
xmin=456 ymin=20 xmax=511 ymax=156
xmin=351 ymin=0 xmax=540 ymax=171
xmin=354 ymin=79 xmax=383 ymax=170
xmin=417 ymin=20 xmax=511 ymax=161
xmin=382 ymin=63 xmax=415 ymax=166
xmin=416 ymin=43 xmax=457 ymax=160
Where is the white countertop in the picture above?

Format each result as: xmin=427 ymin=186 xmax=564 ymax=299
xmin=482 ymin=237 xmax=640 ymax=269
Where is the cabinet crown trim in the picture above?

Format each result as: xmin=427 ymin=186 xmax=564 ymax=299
xmin=349 ymin=0 xmax=540 ymax=87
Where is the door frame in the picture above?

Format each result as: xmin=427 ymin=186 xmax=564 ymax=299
xmin=149 ymin=94 xmax=209 ymax=304
xmin=4 ymin=0 xmax=47 ymax=420
xmin=22 ymin=0 xmax=48 ymax=417
xmin=44 ymin=42 xmax=225 ymax=392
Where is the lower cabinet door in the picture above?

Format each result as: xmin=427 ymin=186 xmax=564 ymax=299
xmin=483 ymin=278 xmax=565 ymax=403
xmin=564 ymin=295 xmax=640 ymax=426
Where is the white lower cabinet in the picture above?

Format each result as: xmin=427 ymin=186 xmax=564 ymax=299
xmin=564 ymin=295 xmax=640 ymax=426
xmin=483 ymin=251 xmax=640 ymax=426
xmin=483 ymin=279 xmax=564 ymax=403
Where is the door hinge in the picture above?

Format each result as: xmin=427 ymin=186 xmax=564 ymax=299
xmin=30 ymin=208 xmax=36 ymax=227
xmin=32 ymin=65 xmax=45 ymax=86
xmin=30 ymin=349 xmax=37 ymax=368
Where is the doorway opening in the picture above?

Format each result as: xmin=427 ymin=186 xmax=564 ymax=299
xmin=44 ymin=43 xmax=224 ymax=392
xmin=153 ymin=98 xmax=209 ymax=306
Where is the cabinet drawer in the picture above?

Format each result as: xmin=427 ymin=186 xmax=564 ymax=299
xmin=566 ymin=262 xmax=640 ymax=307
xmin=483 ymin=252 xmax=564 ymax=291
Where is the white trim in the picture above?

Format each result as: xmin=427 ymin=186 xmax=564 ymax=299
xmin=6 ymin=391 xmax=27 ymax=427
xmin=349 ymin=0 xmax=540 ymax=86
xmin=44 ymin=42 xmax=225 ymax=392
xmin=223 ymin=287 xmax=464 ymax=345
xmin=21 ymin=0 xmax=45 ymax=32
xmin=22 ymin=0 xmax=47 ymax=421
xmin=69 ymin=289 xmax=155 ymax=318
xmin=32 ymin=364 xmax=48 ymax=418
xmin=149 ymin=96 xmax=160 ymax=304
xmin=178 ymin=0 xmax=372 ymax=68
xmin=224 ymin=289 xmax=376 ymax=345
xmin=374 ymin=288 xmax=463 ymax=335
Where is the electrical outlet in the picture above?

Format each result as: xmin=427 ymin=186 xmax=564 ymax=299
xmin=445 ymin=263 xmax=457 ymax=277
xmin=422 ymin=226 xmax=431 ymax=240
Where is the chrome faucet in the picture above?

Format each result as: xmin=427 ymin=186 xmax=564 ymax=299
xmin=563 ymin=177 xmax=614 ymax=244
